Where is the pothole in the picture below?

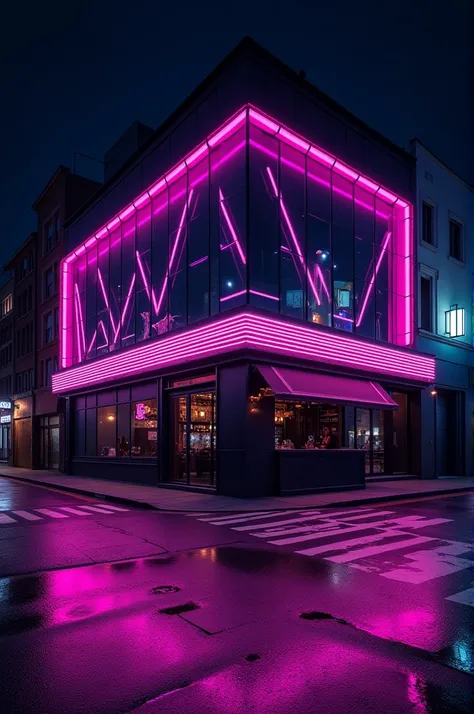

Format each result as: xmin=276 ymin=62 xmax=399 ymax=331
xmin=151 ymin=585 xmax=181 ymax=595
xmin=159 ymin=602 xmax=200 ymax=616
xmin=300 ymin=611 xmax=349 ymax=625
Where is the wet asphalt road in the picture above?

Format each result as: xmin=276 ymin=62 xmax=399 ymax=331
xmin=0 ymin=477 xmax=472 ymax=714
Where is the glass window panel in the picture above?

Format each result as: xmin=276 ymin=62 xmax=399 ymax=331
xmin=117 ymin=387 xmax=130 ymax=403
xmin=76 ymin=396 xmax=86 ymax=410
xmin=307 ymin=155 xmax=331 ymax=223
xmin=332 ymin=172 xmax=354 ymax=331
xmin=74 ymin=409 xmax=85 ymax=457
xmin=218 ymin=187 xmax=247 ymax=310
xmin=354 ymin=185 xmax=375 ymax=338
xmin=117 ymin=403 xmax=130 ymax=457
xmin=249 ymin=126 xmax=279 ymax=310
xmin=375 ymin=198 xmax=393 ymax=342
xmin=151 ymin=189 xmax=169 ymax=333
xmin=73 ymin=255 xmax=87 ymax=363
xmin=131 ymin=398 xmax=157 ymax=457
xmin=372 ymin=410 xmax=384 ymax=474
xmin=109 ymin=227 xmax=122 ymax=352
xmin=97 ymin=405 xmax=116 ymax=457
xmin=168 ymin=176 xmax=188 ymax=332
xmin=131 ymin=382 xmax=156 ymax=401
xmin=120 ymin=215 xmax=136 ymax=348
xmin=307 ymin=216 xmax=331 ymax=326
xmin=98 ymin=390 xmax=116 ymax=406
xmin=97 ymin=236 xmax=111 ymax=357
xmin=281 ymin=250 xmax=305 ymax=320
xmin=211 ymin=125 xmax=246 ymax=200
xmin=85 ymin=245 xmax=98 ymax=360
xmin=356 ymin=408 xmax=371 ymax=474
xmin=136 ymin=206 xmax=152 ymax=341
xmin=85 ymin=408 xmax=97 ymax=457
xmin=170 ymin=395 xmax=187 ymax=482
xmin=188 ymin=158 xmax=210 ymax=324
xmin=86 ymin=393 xmax=97 ymax=408
xmin=136 ymin=288 xmax=151 ymax=342
xmin=189 ymin=392 xmax=215 ymax=486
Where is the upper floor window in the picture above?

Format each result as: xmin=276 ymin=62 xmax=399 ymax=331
xmin=20 ymin=252 xmax=34 ymax=280
xmin=43 ymin=266 xmax=55 ymax=300
xmin=0 ymin=294 xmax=12 ymax=318
xmin=419 ymin=266 xmax=438 ymax=334
xmin=44 ymin=312 xmax=54 ymax=345
xmin=421 ymin=202 xmax=435 ymax=246
xmin=43 ymin=212 xmax=60 ymax=255
xmin=449 ymin=219 xmax=463 ymax=262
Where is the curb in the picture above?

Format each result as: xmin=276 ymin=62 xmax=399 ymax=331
xmin=1 ymin=472 xmax=472 ymax=513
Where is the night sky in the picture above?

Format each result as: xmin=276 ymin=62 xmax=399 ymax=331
xmin=1 ymin=0 xmax=472 ymax=271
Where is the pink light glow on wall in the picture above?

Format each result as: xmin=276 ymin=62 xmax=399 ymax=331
xmin=60 ymin=104 xmax=413 ymax=369
xmin=52 ymin=310 xmax=435 ymax=395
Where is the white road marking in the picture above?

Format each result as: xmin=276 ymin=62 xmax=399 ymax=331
xmin=381 ymin=542 xmax=474 ymax=584
xmin=201 ymin=510 xmax=318 ymax=525
xmin=269 ymin=523 xmax=378 ymax=546
xmin=79 ymin=505 xmax=117 ymax=514
xmin=327 ymin=535 xmax=434 ymax=563
xmin=333 ymin=510 xmax=396 ymax=521
xmin=35 ymin=509 xmax=69 ymax=519
xmin=252 ymin=521 xmax=342 ymax=538
xmin=60 ymin=507 xmax=93 ymax=516
xmin=446 ymin=587 xmax=474 ymax=606
xmin=0 ymin=513 xmax=16 ymax=524
xmin=295 ymin=529 xmax=408 ymax=556
xmin=232 ymin=512 xmax=344 ymax=532
xmin=91 ymin=504 xmax=129 ymax=512
xmin=11 ymin=510 xmax=42 ymax=521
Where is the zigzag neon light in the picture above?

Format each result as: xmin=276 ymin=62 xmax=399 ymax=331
xmin=60 ymin=104 xmax=413 ymax=369
xmin=52 ymin=310 xmax=434 ymax=395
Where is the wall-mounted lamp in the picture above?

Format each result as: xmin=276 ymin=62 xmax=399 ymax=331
xmin=445 ymin=305 xmax=465 ymax=338
xmin=430 ymin=389 xmax=437 ymax=397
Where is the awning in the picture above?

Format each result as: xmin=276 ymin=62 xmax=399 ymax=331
xmin=257 ymin=365 xmax=398 ymax=409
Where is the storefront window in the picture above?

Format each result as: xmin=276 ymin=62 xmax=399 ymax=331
xmin=372 ymin=410 xmax=384 ymax=473
xmin=275 ymin=401 xmax=340 ymax=450
xmin=131 ymin=399 xmax=158 ymax=457
xmin=97 ymin=406 xmax=117 ymax=457
xmin=356 ymin=408 xmax=371 ymax=473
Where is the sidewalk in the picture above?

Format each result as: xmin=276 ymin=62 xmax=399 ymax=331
xmin=0 ymin=466 xmax=471 ymax=512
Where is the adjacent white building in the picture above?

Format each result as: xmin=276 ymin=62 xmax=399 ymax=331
xmin=411 ymin=139 xmax=474 ymax=478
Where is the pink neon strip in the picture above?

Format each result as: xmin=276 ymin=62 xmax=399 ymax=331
xmin=266 ymin=167 xmax=321 ymax=306
xmin=52 ymin=312 xmax=435 ymax=394
xmin=189 ymin=256 xmax=208 ymax=267
xmin=134 ymin=193 xmax=150 ymax=209
xmin=119 ymin=205 xmax=135 ymax=221
xmin=250 ymin=290 xmax=279 ymax=301
xmin=220 ymin=290 xmax=247 ymax=302
xmin=73 ymin=294 xmax=83 ymax=364
xmin=97 ymin=268 xmax=118 ymax=335
xmin=316 ymin=265 xmax=331 ymax=301
xmin=87 ymin=329 xmax=97 ymax=354
xmin=334 ymin=314 xmax=354 ymax=324
xmin=333 ymin=161 xmax=359 ymax=181
xmin=113 ymin=273 xmax=136 ymax=344
xmin=74 ymin=283 xmax=86 ymax=356
xmin=356 ymin=231 xmax=392 ymax=328
xmin=218 ymin=189 xmax=246 ymax=264
xmin=155 ymin=189 xmax=194 ymax=316
xmin=98 ymin=320 xmax=108 ymax=348
xmin=208 ymin=110 xmax=246 ymax=147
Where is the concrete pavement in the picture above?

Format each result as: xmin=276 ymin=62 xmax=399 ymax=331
xmin=0 ymin=465 xmax=471 ymax=512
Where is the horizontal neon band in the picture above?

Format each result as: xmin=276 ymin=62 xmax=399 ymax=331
xmin=53 ymin=311 xmax=434 ymax=394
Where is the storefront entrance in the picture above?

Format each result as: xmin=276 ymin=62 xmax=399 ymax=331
xmin=169 ymin=391 xmax=216 ymax=488
xmin=0 ymin=424 xmax=10 ymax=461
xmin=40 ymin=415 xmax=60 ymax=469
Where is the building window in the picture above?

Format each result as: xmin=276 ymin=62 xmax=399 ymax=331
xmin=43 ymin=267 xmax=54 ymax=299
xmin=44 ymin=312 xmax=54 ymax=344
xmin=420 ymin=274 xmax=434 ymax=332
xmin=97 ymin=406 xmax=117 ymax=457
xmin=0 ymin=294 xmax=12 ymax=318
xmin=43 ymin=212 xmax=60 ymax=255
xmin=131 ymin=399 xmax=158 ymax=457
xmin=42 ymin=358 xmax=53 ymax=387
xmin=421 ymin=202 xmax=435 ymax=245
xmin=449 ymin=219 xmax=463 ymax=262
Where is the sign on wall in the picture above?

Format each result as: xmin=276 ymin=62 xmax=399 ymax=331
xmin=0 ymin=414 xmax=11 ymax=424
xmin=0 ymin=401 xmax=11 ymax=410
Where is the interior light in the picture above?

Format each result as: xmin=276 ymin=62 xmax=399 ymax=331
xmin=445 ymin=305 xmax=465 ymax=338
xmin=107 ymin=414 xmax=115 ymax=421
xmin=226 ymin=280 xmax=233 ymax=288
xmin=430 ymin=389 xmax=437 ymax=396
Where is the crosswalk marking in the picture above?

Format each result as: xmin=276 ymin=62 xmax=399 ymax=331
xmin=12 ymin=510 xmax=42 ymax=521
xmin=0 ymin=513 xmax=16 ymax=524
xmin=92 ymin=504 xmax=129 ymax=512
xmin=0 ymin=504 xmax=131 ymax=525
xmin=79 ymin=505 xmax=118 ymax=514
xmin=35 ymin=508 xmax=69 ymax=519
xmin=326 ymin=535 xmax=433 ymax=563
xmin=192 ymin=505 xmax=470 ymax=600
xmin=446 ymin=587 xmax=474 ymax=606
xmin=269 ymin=523 xmax=380 ymax=546
xmin=295 ymin=529 xmax=408 ymax=556
xmin=60 ymin=507 xmax=92 ymax=516
xmin=200 ymin=509 xmax=317 ymax=525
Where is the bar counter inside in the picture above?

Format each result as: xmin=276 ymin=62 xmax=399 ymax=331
xmin=277 ymin=448 xmax=365 ymax=494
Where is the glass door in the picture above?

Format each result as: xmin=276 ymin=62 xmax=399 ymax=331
xmin=169 ymin=391 xmax=216 ymax=488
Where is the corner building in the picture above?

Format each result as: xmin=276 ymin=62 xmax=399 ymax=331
xmin=54 ymin=39 xmax=438 ymax=496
